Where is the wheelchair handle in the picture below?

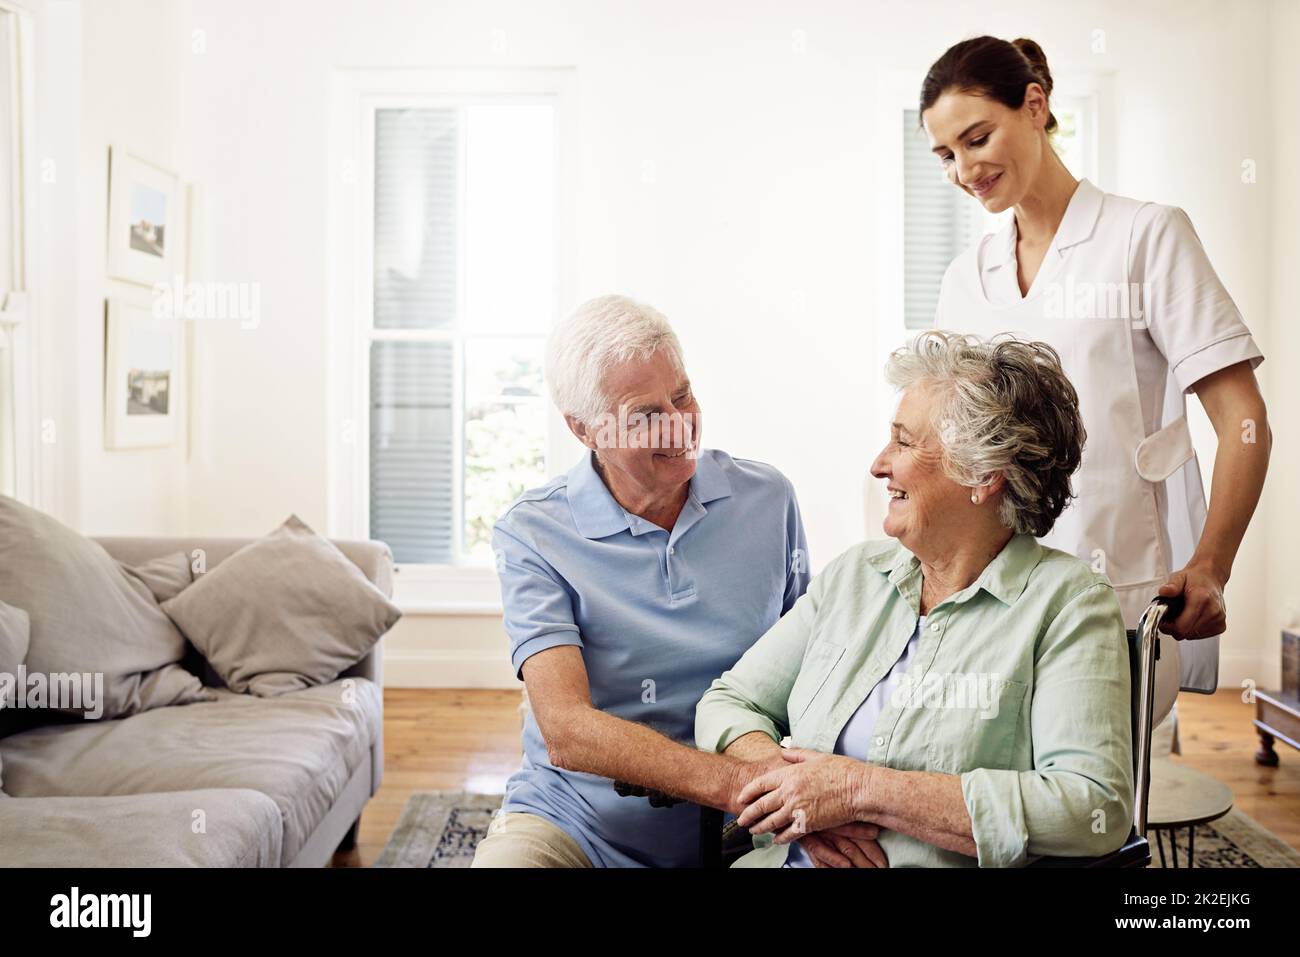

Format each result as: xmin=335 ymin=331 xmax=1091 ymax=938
xmin=1151 ymin=593 xmax=1185 ymax=623
xmin=1132 ymin=593 xmax=1184 ymax=835
xmin=612 ymin=779 xmax=683 ymax=808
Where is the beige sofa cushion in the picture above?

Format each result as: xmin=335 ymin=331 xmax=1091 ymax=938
xmin=161 ymin=515 xmax=400 ymax=696
xmin=0 ymin=600 xmax=30 ymax=793
xmin=0 ymin=496 xmax=212 ymax=727
xmin=0 ymin=677 xmax=381 ymax=865
xmin=0 ymin=788 xmax=283 ymax=866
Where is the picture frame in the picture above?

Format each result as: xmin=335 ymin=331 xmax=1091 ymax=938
xmin=103 ymin=298 xmax=180 ymax=449
xmin=106 ymin=146 xmax=182 ymax=287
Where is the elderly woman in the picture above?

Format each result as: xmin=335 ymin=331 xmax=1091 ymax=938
xmin=695 ymin=331 xmax=1135 ymax=867
xmin=471 ymin=294 xmax=813 ymax=868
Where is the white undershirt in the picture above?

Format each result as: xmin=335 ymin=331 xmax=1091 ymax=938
xmin=782 ymin=615 xmax=925 ymax=867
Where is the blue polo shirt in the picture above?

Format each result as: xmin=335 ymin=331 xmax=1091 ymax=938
xmin=492 ymin=447 xmax=809 ymax=867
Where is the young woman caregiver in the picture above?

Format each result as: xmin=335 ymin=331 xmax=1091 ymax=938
xmin=921 ymin=36 xmax=1271 ymax=738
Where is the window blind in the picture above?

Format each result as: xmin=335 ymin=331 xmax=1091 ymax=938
xmin=373 ymin=108 xmax=459 ymax=330
xmin=370 ymin=339 xmax=455 ymax=564
xmin=369 ymin=107 xmax=460 ymax=563
xmin=902 ymin=109 xmax=983 ymax=330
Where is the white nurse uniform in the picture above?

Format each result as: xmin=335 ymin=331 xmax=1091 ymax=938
xmin=935 ymin=177 xmax=1263 ymax=724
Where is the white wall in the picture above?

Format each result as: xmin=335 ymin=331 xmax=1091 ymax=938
xmin=1265 ymin=0 xmax=1300 ymax=690
xmin=53 ymin=0 xmax=1296 ymax=688
xmin=28 ymin=0 xmax=210 ymax=536
xmin=28 ymin=0 xmax=81 ymax=525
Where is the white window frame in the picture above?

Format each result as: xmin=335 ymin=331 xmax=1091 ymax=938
xmin=327 ymin=68 xmax=577 ymax=612
xmin=0 ymin=0 xmax=37 ymax=507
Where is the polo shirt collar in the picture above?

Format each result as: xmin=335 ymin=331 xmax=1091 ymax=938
xmin=982 ymin=177 xmax=1103 ymax=273
xmin=567 ymin=449 xmax=732 ymax=540
xmin=566 ymin=452 xmax=629 ymax=539
xmin=690 ymin=448 xmax=733 ymax=505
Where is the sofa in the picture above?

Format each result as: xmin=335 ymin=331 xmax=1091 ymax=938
xmin=0 ymin=536 xmax=389 ymax=868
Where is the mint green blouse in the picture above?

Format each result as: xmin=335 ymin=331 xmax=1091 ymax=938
xmin=695 ymin=533 xmax=1135 ymax=867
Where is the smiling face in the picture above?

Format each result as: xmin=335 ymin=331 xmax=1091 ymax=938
xmin=869 ymin=384 xmax=973 ymax=555
xmin=921 ymin=85 xmax=1051 ymax=214
xmin=569 ymin=348 xmax=701 ymax=503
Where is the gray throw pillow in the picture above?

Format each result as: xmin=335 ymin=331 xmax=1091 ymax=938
xmin=160 ymin=515 xmax=401 ymax=696
xmin=0 ymin=600 xmax=28 ymax=709
xmin=0 ymin=496 xmax=213 ymax=725
xmin=0 ymin=600 xmax=30 ymax=794
xmin=119 ymin=552 xmax=194 ymax=603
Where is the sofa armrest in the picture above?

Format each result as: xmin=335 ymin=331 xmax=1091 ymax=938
xmin=339 ymin=630 xmax=384 ymax=687
xmin=327 ymin=539 xmax=397 ymax=599
xmin=329 ymin=540 xmax=392 ymax=688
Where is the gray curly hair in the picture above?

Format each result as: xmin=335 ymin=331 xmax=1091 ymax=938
xmin=884 ymin=331 xmax=1086 ymax=537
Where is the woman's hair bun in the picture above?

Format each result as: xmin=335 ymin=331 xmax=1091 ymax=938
xmin=920 ymin=35 xmax=1059 ymax=135
xmin=1011 ymin=37 xmax=1053 ymax=96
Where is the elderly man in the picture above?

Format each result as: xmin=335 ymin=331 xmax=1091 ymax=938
xmin=470 ymin=294 xmax=814 ymax=867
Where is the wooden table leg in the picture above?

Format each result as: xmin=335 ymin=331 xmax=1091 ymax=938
xmin=1255 ymin=729 xmax=1279 ymax=767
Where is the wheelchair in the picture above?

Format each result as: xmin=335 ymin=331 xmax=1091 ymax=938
xmin=614 ymin=595 xmax=1180 ymax=868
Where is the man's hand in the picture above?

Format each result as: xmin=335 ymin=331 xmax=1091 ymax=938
xmin=798 ymin=822 xmax=888 ymax=868
xmin=735 ymin=748 xmax=873 ymax=842
xmin=1157 ymin=562 xmax=1226 ymax=640
xmin=721 ymin=751 xmax=792 ymax=816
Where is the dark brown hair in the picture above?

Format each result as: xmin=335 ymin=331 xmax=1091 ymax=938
xmin=920 ymin=36 xmax=1057 ymax=133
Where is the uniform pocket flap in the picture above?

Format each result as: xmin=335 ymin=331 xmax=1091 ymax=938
xmin=1133 ymin=415 xmax=1195 ymax=482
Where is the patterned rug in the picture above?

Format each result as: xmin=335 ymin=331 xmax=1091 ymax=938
xmin=373 ymin=790 xmax=1300 ymax=868
xmin=375 ymin=792 xmax=505 ymax=868
xmin=1148 ymin=809 xmax=1300 ymax=868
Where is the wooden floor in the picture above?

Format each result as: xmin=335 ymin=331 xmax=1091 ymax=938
xmin=330 ymin=687 xmax=1300 ymax=866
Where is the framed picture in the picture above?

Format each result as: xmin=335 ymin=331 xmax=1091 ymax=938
xmin=104 ymin=298 xmax=180 ymax=449
xmin=106 ymin=146 xmax=182 ymax=287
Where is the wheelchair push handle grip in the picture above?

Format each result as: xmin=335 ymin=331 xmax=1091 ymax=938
xmin=612 ymin=779 xmax=683 ymax=807
xmin=1152 ymin=593 xmax=1185 ymax=620
xmin=1139 ymin=594 xmax=1185 ymax=660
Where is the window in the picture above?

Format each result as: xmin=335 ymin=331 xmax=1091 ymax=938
xmin=901 ymin=108 xmax=986 ymax=330
xmin=901 ymin=97 xmax=1095 ymax=330
xmin=365 ymin=100 xmax=556 ymax=567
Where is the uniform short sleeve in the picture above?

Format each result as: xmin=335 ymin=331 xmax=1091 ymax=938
xmin=1131 ymin=204 xmax=1263 ymax=394
xmin=491 ymin=521 xmax=582 ymax=680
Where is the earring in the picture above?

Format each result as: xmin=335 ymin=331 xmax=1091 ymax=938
xmin=970 ymin=493 xmax=978 ymax=504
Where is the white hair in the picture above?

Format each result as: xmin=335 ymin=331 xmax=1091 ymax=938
xmin=545 ymin=295 xmax=686 ymax=425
